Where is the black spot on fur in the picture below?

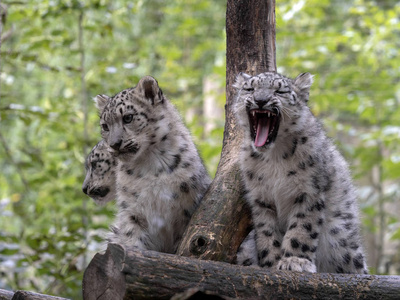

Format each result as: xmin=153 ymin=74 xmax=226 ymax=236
xmin=339 ymin=239 xmax=347 ymax=247
xmin=257 ymin=222 xmax=265 ymax=228
xmin=291 ymin=238 xmax=300 ymax=249
xmin=310 ymin=232 xmax=318 ymax=239
xmin=330 ymin=227 xmax=340 ymax=235
xmin=282 ymin=152 xmax=289 ymax=159
xmin=301 ymin=136 xmax=308 ymax=144
xmin=242 ymin=259 xmax=253 ymax=266
xmin=298 ymin=161 xmax=306 ymax=170
xmin=350 ymin=243 xmax=359 ymax=250
xmin=246 ymin=171 xmax=254 ymax=180
xmin=273 ymin=240 xmax=281 ymax=248
xmin=303 ymin=223 xmax=312 ymax=232
xmin=336 ymin=266 xmax=344 ymax=273
xmin=344 ymin=222 xmax=353 ymax=231
xmin=301 ymin=244 xmax=310 ymax=252
xmin=315 ymin=200 xmax=325 ymax=211
xmin=161 ymin=134 xmax=168 ymax=141
xmin=342 ymin=253 xmax=351 ymax=265
xmin=126 ymin=169 xmax=134 ymax=175
xmin=310 ymin=246 xmax=317 ymax=253
xmin=255 ymin=199 xmax=274 ymax=210
xmin=168 ymin=154 xmax=181 ymax=173
xmin=120 ymin=201 xmax=128 ymax=210
xmin=259 ymin=249 xmax=269 ymax=260
xmin=261 ymin=261 xmax=273 ymax=268
xmin=180 ymin=182 xmax=190 ymax=193
xmin=263 ymin=230 xmax=273 ymax=237
xmin=353 ymin=254 xmax=364 ymax=269
xmin=312 ymin=175 xmax=321 ymax=191
xmin=284 ymin=252 xmax=293 ymax=258
xmin=181 ymin=162 xmax=191 ymax=168
xmin=288 ymin=170 xmax=297 ymax=176
xmin=288 ymin=223 xmax=297 ymax=230
xmin=296 ymin=213 xmax=306 ymax=219
xmin=340 ymin=213 xmax=354 ymax=220
xmin=291 ymin=138 xmax=298 ymax=155
xmin=294 ymin=193 xmax=306 ymax=204
xmin=317 ymin=218 xmax=324 ymax=226
xmin=307 ymin=155 xmax=315 ymax=167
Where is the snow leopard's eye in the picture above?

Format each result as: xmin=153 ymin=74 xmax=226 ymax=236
xmin=244 ymin=87 xmax=254 ymax=92
xmin=123 ymin=114 xmax=133 ymax=124
xmin=101 ymin=123 xmax=109 ymax=131
xmin=275 ymin=90 xmax=290 ymax=95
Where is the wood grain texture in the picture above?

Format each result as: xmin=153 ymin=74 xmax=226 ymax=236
xmin=84 ymin=243 xmax=400 ymax=300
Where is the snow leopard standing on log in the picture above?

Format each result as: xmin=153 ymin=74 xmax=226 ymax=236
xmin=95 ymin=76 xmax=211 ymax=254
xmin=233 ymin=71 xmax=368 ymax=274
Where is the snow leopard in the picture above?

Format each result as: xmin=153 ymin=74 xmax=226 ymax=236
xmin=82 ymin=139 xmax=116 ymax=205
xmin=95 ymin=76 xmax=211 ymax=253
xmin=233 ymin=71 xmax=368 ymax=274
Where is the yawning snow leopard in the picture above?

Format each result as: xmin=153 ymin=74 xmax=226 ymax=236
xmin=233 ymin=71 xmax=368 ymax=274
xmin=82 ymin=140 xmax=116 ymax=205
xmin=95 ymin=76 xmax=211 ymax=253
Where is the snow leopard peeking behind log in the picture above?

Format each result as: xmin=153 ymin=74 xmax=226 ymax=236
xmin=82 ymin=139 xmax=117 ymax=205
xmin=94 ymin=76 xmax=211 ymax=254
xmin=233 ymin=71 xmax=368 ymax=274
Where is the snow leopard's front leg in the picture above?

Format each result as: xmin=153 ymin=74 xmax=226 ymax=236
xmin=277 ymin=192 xmax=325 ymax=273
xmin=248 ymin=197 xmax=283 ymax=269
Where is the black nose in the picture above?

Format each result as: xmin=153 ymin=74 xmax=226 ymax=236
xmin=82 ymin=185 xmax=88 ymax=195
xmin=255 ymin=99 xmax=266 ymax=109
xmin=110 ymin=140 xmax=122 ymax=150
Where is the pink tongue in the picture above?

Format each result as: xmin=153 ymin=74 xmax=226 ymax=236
xmin=254 ymin=117 xmax=270 ymax=147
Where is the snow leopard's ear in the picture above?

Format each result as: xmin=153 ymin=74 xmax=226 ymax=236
xmin=94 ymin=94 xmax=110 ymax=114
xmin=137 ymin=75 xmax=164 ymax=105
xmin=294 ymin=72 xmax=314 ymax=102
xmin=233 ymin=72 xmax=252 ymax=89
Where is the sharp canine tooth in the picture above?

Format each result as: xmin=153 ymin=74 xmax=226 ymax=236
xmin=268 ymin=112 xmax=270 ymax=117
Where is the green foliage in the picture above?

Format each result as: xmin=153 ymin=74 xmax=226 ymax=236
xmin=0 ymin=0 xmax=399 ymax=297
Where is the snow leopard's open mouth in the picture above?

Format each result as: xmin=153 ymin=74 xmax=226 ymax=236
xmin=248 ymin=108 xmax=280 ymax=147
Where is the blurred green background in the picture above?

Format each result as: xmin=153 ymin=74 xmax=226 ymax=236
xmin=0 ymin=0 xmax=399 ymax=298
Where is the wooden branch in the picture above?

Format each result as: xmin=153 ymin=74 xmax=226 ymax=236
xmin=0 ymin=289 xmax=71 ymax=300
xmin=83 ymin=243 xmax=400 ymax=300
xmin=176 ymin=0 xmax=276 ymax=263
xmin=0 ymin=289 xmax=14 ymax=300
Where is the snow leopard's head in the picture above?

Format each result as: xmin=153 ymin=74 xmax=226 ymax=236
xmin=95 ymin=76 xmax=167 ymax=161
xmin=82 ymin=140 xmax=116 ymax=205
xmin=233 ymin=71 xmax=313 ymax=148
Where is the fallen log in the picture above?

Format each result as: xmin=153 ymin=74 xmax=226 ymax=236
xmin=0 ymin=289 xmax=71 ymax=300
xmin=83 ymin=243 xmax=400 ymax=300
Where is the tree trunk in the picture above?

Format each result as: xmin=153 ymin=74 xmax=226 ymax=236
xmin=83 ymin=243 xmax=400 ymax=300
xmin=176 ymin=0 xmax=276 ymax=263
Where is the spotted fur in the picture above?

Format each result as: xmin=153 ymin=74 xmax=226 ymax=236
xmin=82 ymin=140 xmax=116 ymax=205
xmin=234 ymin=71 xmax=368 ymax=274
xmin=96 ymin=76 xmax=211 ymax=253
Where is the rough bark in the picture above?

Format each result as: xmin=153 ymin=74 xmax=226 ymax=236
xmin=176 ymin=0 xmax=276 ymax=263
xmin=0 ymin=289 xmax=13 ymax=300
xmin=0 ymin=289 xmax=71 ymax=300
xmin=84 ymin=243 xmax=400 ymax=300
